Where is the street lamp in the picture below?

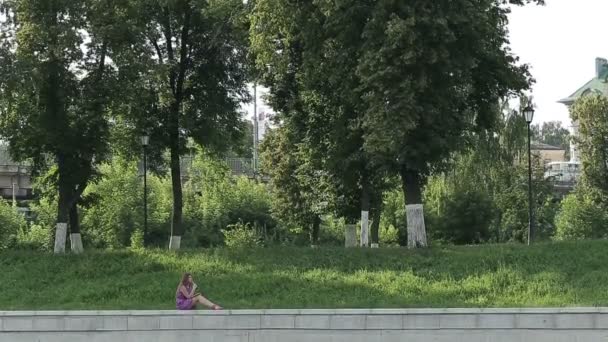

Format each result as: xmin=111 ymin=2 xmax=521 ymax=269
xmin=523 ymin=105 xmax=535 ymax=245
xmin=140 ymin=135 xmax=150 ymax=246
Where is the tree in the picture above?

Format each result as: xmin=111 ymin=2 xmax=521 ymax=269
xmin=259 ymin=127 xmax=328 ymax=246
xmin=356 ymin=0 xmax=531 ymax=247
xmin=532 ymin=120 xmax=571 ymax=158
xmin=571 ymin=95 xmax=608 ymax=205
xmin=251 ymin=0 xmax=388 ymax=246
xmin=423 ymin=102 xmax=557 ymax=244
xmin=0 ymin=0 xmax=127 ymax=253
xmin=113 ymin=0 xmax=250 ymax=249
xmin=555 ymin=191 xmax=608 ymax=240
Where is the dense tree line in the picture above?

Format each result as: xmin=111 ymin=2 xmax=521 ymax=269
xmin=6 ymin=0 xmax=589 ymax=253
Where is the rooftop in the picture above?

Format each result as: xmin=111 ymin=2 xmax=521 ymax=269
xmin=559 ymin=57 xmax=608 ymax=105
xmin=531 ymin=142 xmax=564 ymax=151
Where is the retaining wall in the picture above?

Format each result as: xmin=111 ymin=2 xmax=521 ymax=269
xmin=1 ymin=308 xmax=608 ymax=342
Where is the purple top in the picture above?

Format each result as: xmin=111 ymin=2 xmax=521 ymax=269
xmin=176 ymin=284 xmax=194 ymax=310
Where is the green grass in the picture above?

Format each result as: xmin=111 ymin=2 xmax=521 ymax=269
xmin=2 ymin=240 xmax=608 ymax=310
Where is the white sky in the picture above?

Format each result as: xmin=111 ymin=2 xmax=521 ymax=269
xmin=248 ymin=1 xmax=605 ymax=130
xmin=508 ymin=0 xmax=608 ymax=127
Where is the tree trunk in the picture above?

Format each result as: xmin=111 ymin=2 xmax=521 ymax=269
xmin=360 ymin=180 xmax=370 ymax=247
xmin=163 ymin=4 xmax=191 ymax=250
xmin=69 ymin=203 xmax=83 ymax=254
xmin=168 ymin=130 xmax=183 ymax=250
xmin=310 ymin=215 xmax=320 ymax=247
xmin=54 ymin=175 xmax=69 ymax=254
xmin=400 ymin=168 xmax=428 ymax=248
xmin=370 ymin=197 xmax=382 ymax=248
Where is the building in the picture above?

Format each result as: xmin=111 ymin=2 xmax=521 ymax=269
xmin=558 ymin=57 xmax=608 ymax=163
xmin=0 ymin=144 xmax=33 ymax=203
xmin=531 ymin=142 xmax=566 ymax=165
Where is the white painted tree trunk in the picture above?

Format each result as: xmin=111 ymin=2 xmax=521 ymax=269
xmin=53 ymin=223 xmax=67 ymax=254
xmin=406 ymin=204 xmax=428 ymax=248
xmin=70 ymin=233 xmax=83 ymax=254
xmin=344 ymin=224 xmax=357 ymax=247
xmin=169 ymin=235 xmax=181 ymax=250
xmin=360 ymin=210 xmax=369 ymax=247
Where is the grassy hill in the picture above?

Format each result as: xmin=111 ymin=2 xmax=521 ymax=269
xmin=1 ymin=240 xmax=607 ymax=310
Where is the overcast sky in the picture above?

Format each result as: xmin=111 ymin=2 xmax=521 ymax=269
xmin=250 ymin=1 xmax=605 ymax=129
xmin=508 ymin=0 xmax=608 ymax=127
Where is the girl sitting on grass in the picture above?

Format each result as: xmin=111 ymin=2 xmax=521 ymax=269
xmin=176 ymin=273 xmax=223 ymax=310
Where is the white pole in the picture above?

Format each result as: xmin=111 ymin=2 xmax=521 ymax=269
xmin=253 ymin=82 xmax=259 ymax=175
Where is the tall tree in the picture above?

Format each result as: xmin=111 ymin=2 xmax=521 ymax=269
xmin=114 ymin=0 xmax=250 ymax=249
xmin=356 ymin=0 xmax=532 ymax=247
xmin=0 ymin=0 xmax=125 ymax=253
xmin=251 ymin=0 xmax=389 ymax=246
xmin=260 ymin=127 xmax=329 ymax=246
xmin=571 ymin=95 xmax=608 ymax=205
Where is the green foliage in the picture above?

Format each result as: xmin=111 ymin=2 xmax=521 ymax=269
xmin=259 ymin=128 xmax=327 ymax=240
xmin=425 ymin=173 xmax=495 ymax=245
xmin=23 ymin=197 xmax=57 ymax=251
xmin=182 ymin=151 xmax=275 ymax=247
xmin=555 ymin=192 xmax=608 ymax=241
xmin=222 ymin=222 xmax=262 ymax=249
xmin=356 ymin=0 xmax=530 ymax=179
xmin=110 ymin=0 xmax=251 ymax=241
xmin=9 ymin=240 xmax=608 ymax=310
xmin=571 ymin=96 xmax=608 ymax=206
xmin=0 ymin=200 xmax=26 ymax=250
xmin=532 ymin=120 xmax=571 ymax=155
xmin=0 ymin=0 xmax=123 ymax=242
xmin=15 ymin=224 xmax=53 ymax=251
xmin=80 ymin=159 xmax=172 ymax=249
xmin=130 ymin=229 xmax=145 ymax=250
xmin=251 ymin=0 xmax=533 ymax=249
xmin=379 ymin=187 xmax=406 ymax=245
xmin=422 ymin=106 xmax=557 ymax=244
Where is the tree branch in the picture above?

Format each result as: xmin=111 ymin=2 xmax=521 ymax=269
xmin=161 ymin=6 xmax=176 ymax=96
xmin=175 ymin=1 xmax=191 ymax=104
xmin=149 ymin=35 xmax=164 ymax=64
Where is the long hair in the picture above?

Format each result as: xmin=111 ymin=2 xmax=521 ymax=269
xmin=181 ymin=273 xmax=192 ymax=286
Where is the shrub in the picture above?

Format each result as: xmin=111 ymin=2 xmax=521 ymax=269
xmin=0 ymin=200 xmax=26 ymax=250
xmin=15 ymin=224 xmax=53 ymax=251
xmin=555 ymin=193 xmax=608 ymax=240
xmin=183 ymin=152 xmax=275 ymax=247
xmin=130 ymin=229 xmax=145 ymax=250
xmin=222 ymin=221 xmax=262 ymax=248
xmin=380 ymin=188 xmax=406 ymax=245
xmin=81 ymin=159 xmax=172 ymax=249
xmin=425 ymin=176 xmax=494 ymax=244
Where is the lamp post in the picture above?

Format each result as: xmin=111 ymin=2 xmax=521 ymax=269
xmin=523 ymin=105 xmax=535 ymax=245
xmin=140 ymin=135 xmax=150 ymax=245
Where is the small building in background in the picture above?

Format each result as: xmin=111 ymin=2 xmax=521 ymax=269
xmin=558 ymin=57 xmax=608 ymax=163
xmin=0 ymin=144 xmax=33 ymax=203
xmin=531 ymin=142 xmax=566 ymax=165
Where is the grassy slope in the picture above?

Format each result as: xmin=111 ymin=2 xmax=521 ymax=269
xmin=1 ymin=240 xmax=607 ymax=310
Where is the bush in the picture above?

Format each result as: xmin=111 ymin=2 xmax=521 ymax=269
xmin=183 ymin=152 xmax=275 ymax=247
xmin=380 ymin=188 xmax=406 ymax=245
xmin=15 ymin=224 xmax=53 ymax=251
xmin=222 ymin=221 xmax=262 ymax=248
xmin=0 ymin=200 xmax=27 ymax=250
xmin=555 ymin=193 xmax=608 ymax=240
xmin=425 ymin=176 xmax=494 ymax=244
xmin=81 ymin=159 xmax=172 ymax=249
xmin=130 ymin=229 xmax=145 ymax=250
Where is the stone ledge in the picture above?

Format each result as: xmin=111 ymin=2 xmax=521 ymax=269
xmin=1 ymin=308 xmax=607 ymax=333
xmin=1 ymin=307 xmax=606 ymax=317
